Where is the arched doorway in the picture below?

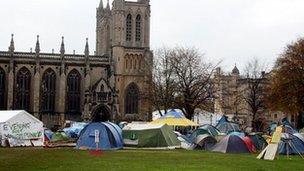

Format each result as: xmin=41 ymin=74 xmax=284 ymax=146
xmin=91 ymin=105 xmax=111 ymax=122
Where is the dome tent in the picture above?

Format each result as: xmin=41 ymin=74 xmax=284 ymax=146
xmin=216 ymin=122 xmax=240 ymax=134
xmin=76 ymin=122 xmax=123 ymax=150
xmin=189 ymin=124 xmax=220 ymax=142
xmin=278 ymin=133 xmax=304 ymax=155
xmin=212 ymin=135 xmax=250 ymax=153
xmin=248 ymin=133 xmax=268 ymax=151
xmin=194 ymin=134 xmax=217 ymax=150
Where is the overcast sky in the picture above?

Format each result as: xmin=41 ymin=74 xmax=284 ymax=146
xmin=1 ymin=0 xmax=304 ymax=72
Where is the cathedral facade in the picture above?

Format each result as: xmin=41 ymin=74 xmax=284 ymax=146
xmin=0 ymin=0 xmax=153 ymax=128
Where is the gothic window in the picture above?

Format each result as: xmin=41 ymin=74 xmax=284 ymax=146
xmin=126 ymin=14 xmax=132 ymax=41
xmin=125 ymin=83 xmax=139 ymax=114
xmin=100 ymin=84 xmax=104 ymax=92
xmin=0 ymin=67 xmax=5 ymax=110
xmin=15 ymin=67 xmax=31 ymax=111
xmin=135 ymin=15 xmax=141 ymax=42
xmin=67 ymin=69 xmax=81 ymax=114
xmin=41 ymin=69 xmax=56 ymax=113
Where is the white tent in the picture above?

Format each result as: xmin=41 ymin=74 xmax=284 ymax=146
xmin=0 ymin=110 xmax=44 ymax=147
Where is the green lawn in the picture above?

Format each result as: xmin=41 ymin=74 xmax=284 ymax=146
xmin=0 ymin=148 xmax=302 ymax=171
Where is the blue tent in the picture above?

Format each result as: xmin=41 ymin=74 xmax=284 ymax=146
xmin=278 ymin=133 xmax=304 ymax=155
xmin=63 ymin=122 xmax=88 ymax=138
xmin=160 ymin=109 xmax=185 ymax=119
xmin=215 ymin=115 xmax=229 ymax=127
xmin=216 ymin=122 xmax=240 ymax=134
xmin=76 ymin=122 xmax=123 ymax=150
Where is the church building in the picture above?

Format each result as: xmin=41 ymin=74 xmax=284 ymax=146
xmin=0 ymin=0 xmax=153 ymax=128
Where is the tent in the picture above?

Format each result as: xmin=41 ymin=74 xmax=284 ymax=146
xmin=242 ymin=136 xmax=256 ymax=153
xmin=76 ymin=122 xmax=123 ymax=150
xmin=216 ymin=122 xmax=240 ymax=134
xmin=199 ymin=124 xmax=220 ymax=136
xmin=269 ymin=124 xmax=297 ymax=135
xmin=300 ymin=128 xmax=304 ymax=133
xmin=212 ymin=135 xmax=250 ymax=153
xmin=63 ymin=122 xmax=87 ymax=138
xmin=248 ymin=133 xmax=268 ymax=151
xmin=215 ymin=115 xmax=229 ymax=127
xmin=278 ymin=133 xmax=304 ymax=155
xmin=174 ymin=131 xmax=194 ymax=150
xmin=189 ymin=125 xmax=220 ymax=142
xmin=51 ymin=131 xmax=69 ymax=142
xmin=194 ymin=134 xmax=217 ymax=150
xmin=0 ymin=110 xmax=44 ymax=147
xmin=122 ymin=123 xmax=180 ymax=148
xmin=44 ymin=129 xmax=53 ymax=142
xmin=228 ymin=131 xmax=245 ymax=137
xmin=294 ymin=133 xmax=304 ymax=143
xmin=150 ymin=110 xmax=198 ymax=127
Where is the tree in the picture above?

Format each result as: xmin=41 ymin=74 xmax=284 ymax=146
xmin=149 ymin=48 xmax=176 ymax=116
xmin=267 ymin=38 xmax=304 ymax=128
xmin=170 ymin=47 xmax=217 ymax=120
xmin=243 ymin=59 xmax=268 ymax=131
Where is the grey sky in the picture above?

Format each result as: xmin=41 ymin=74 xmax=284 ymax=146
xmin=1 ymin=0 xmax=304 ymax=72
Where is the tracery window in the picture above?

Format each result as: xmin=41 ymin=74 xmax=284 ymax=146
xmin=0 ymin=67 xmax=5 ymax=110
xmin=126 ymin=14 xmax=132 ymax=41
xmin=67 ymin=69 xmax=81 ymax=114
xmin=41 ymin=69 xmax=56 ymax=113
xmin=15 ymin=67 xmax=31 ymax=111
xmin=125 ymin=83 xmax=139 ymax=114
xmin=135 ymin=15 xmax=141 ymax=42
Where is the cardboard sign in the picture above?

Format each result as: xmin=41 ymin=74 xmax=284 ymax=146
xmin=271 ymin=126 xmax=282 ymax=143
xmin=257 ymin=126 xmax=282 ymax=160
xmin=95 ymin=130 xmax=100 ymax=143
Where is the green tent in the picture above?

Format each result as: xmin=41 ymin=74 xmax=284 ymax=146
xmin=122 ymin=124 xmax=180 ymax=148
xmin=51 ymin=131 xmax=69 ymax=142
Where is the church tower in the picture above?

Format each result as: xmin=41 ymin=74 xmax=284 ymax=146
xmin=96 ymin=0 xmax=153 ymax=121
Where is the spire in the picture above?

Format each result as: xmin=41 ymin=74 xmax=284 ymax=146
xmin=232 ymin=64 xmax=240 ymax=75
xmin=8 ymin=34 xmax=15 ymax=52
xmin=60 ymin=36 xmax=65 ymax=54
xmin=35 ymin=35 xmax=40 ymax=54
xmin=98 ymin=0 xmax=104 ymax=9
xmin=106 ymin=0 xmax=110 ymax=9
xmin=84 ymin=38 xmax=89 ymax=56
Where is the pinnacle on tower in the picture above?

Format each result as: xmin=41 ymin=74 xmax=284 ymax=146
xmin=60 ymin=36 xmax=65 ymax=54
xmin=85 ymin=38 xmax=89 ymax=55
xmin=98 ymin=0 xmax=104 ymax=9
xmin=232 ymin=64 xmax=240 ymax=75
xmin=8 ymin=34 xmax=15 ymax=52
xmin=35 ymin=35 xmax=40 ymax=54
xmin=106 ymin=0 xmax=110 ymax=9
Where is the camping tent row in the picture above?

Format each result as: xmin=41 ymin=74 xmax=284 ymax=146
xmin=0 ymin=110 xmax=44 ymax=147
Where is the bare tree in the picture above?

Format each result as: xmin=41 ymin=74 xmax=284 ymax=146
xmin=243 ymin=58 xmax=268 ymax=131
xmin=148 ymin=48 xmax=176 ymax=116
xmin=170 ymin=47 xmax=217 ymax=120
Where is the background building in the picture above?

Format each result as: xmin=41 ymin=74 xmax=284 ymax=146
xmin=0 ymin=0 xmax=153 ymax=128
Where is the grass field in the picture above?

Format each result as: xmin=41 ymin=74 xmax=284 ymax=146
xmin=0 ymin=148 xmax=303 ymax=171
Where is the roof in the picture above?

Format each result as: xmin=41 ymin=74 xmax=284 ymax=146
xmin=232 ymin=65 xmax=240 ymax=75
xmin=0 ymin=110 xmax=41 ymax=123
xmin=0 ymin=110 xmax=23 ymax=123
